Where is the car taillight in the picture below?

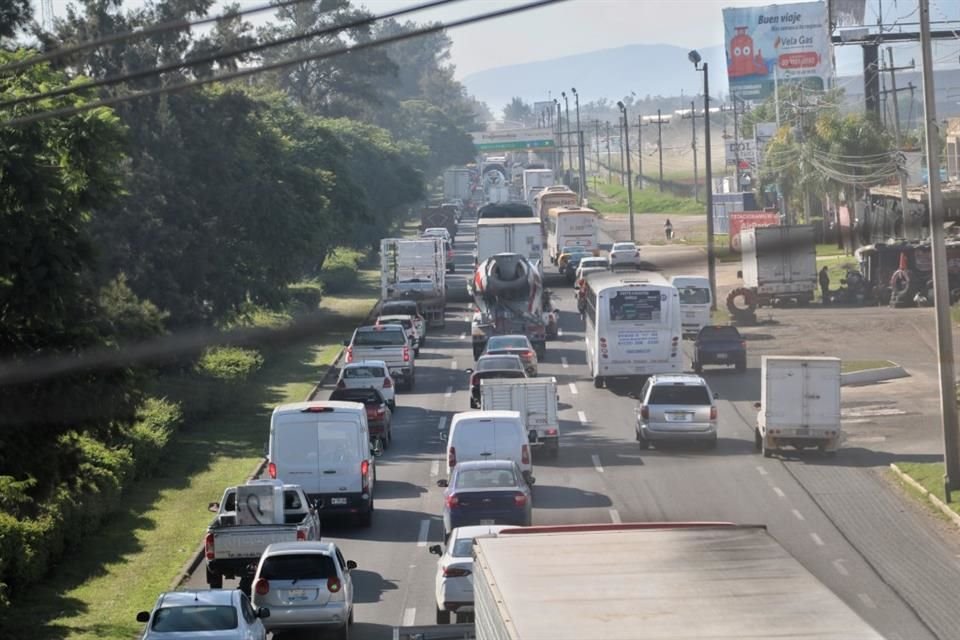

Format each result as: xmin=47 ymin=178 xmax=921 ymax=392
xmin=255 ymin=579 xmax=269 ymax=596
xmin=740 ymin=341 xmax=746 ymax=349
xmin=640 ymin=406 xmax=649 ymax=419
xmin=521 ymin=350 xmax=534 ymax=359
xmin=710 ymin=406 xmax=718 ymax=420
xmin=448 ymin=447 xmax=457 ymax=468
xmin=446 ymin=494 xmax=459 ymax=508
xmin=268 ymin=462 xmax=277 ymax=479
xmin=376 ymin=405 xmax=386 ymax=416
xmin=296 ymin=528 xmax=307 ymax=541
xmin=521 ymin=444 xmax=530 ymax=465
xmin=383 ymin=377 xmax=392 ymax=388
xmin=470 ymin=374 xmax=479 ymax=387
xmin=442 ymin=566 xmax=471 ymax=577
xmin=403 ymin=346 xmax=411 ymax=362
xmin=204 ymin=533 xmax=215 ymax=560
xmin=345 ymin=346 xmax=353 ymax=363
xmin=327 ymin=576 xmax=342 ymax=593
xmin=361 ymin=460 xmax=370 ymax=476
xmin=545 ymin=428 xmax=558 ymax=435
xmin=514 ymin=493 xmax=528 ymax=506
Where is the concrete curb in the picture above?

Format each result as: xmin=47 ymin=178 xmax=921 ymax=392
xmin=890 ymin=463 xmax=960 ymax=530
xmin=841 ymin=364 xmax=909 ymax=386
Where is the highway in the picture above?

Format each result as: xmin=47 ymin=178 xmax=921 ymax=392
xmin=187 ymin=213 xmax=960 ymax=640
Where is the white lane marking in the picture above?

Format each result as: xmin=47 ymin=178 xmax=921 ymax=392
xmin=857 ymin=593 xmax=877 ymax=609
xmin=755 ymin=466 xmax=768 ymax=476
xmin=810 ymin=532 xmax=825 ymax=546
xmin=568 ymin=382 xmax=578 ymax=395
xmin=558 ymin=328 xmax=564 ymax=337
xmin=438 ymin=416 xmax=447 ymax=432
xmin=430 ymin=460 xmax=439 ymax=477
xmin=833 ymin=559 xmax=850 ymax=576
xmin=592 ymin=454 xmax=604 ymax=473
xmin=450 ymin=360 xmax=458 ymax=370
xmin=609 ymin=509 xmax=622 ymax=524
xmin=578 ymin=411 xmax=588 ymax=425
xmin=459 ymin=333 xmax=466 ymax=340
xmin=402 ymin=607 xmax=417 ymax=626
xmin=444 ymin=386 xmax=453 ymax=398
xmin=416 ymin=520 xmax=430 ymax=547
xmin=772 ymin=486 xmax=785 ymax=498
xmin=792 ymin=509 xmax=805 ymax=521
xmin=561 ymin=356 xmax=569 ymax=369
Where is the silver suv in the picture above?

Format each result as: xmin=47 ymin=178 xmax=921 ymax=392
xmin=252 ymin=541 xmax=356 ymax=639
xmin=635 ymin=374 xmax=718 ymax=449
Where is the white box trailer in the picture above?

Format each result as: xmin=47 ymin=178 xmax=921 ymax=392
xmin=739 ymin=225 xmax=816 ymax=305
xmin=480 ymin=377 xmax=559 ymax=456
xmin=755 ymin=355 xmax=842 ymax=457
xmin=381 ymin=237 xmax=446 ymax=327
xmin=472 ymin=524 xmax=885 ymax=640
xmin=475 ymin=218 xmax=543 ymax=266
xmin=444 ymin=168 xmax=472 ymax=201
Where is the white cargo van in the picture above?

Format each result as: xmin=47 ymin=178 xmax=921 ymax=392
xmin=267 ymin=401 xmax=376 ymax=526
xmin=445 ymin=411 xmax=532 ymax=482
xmin=479 ymin=378 xmax=559 ymax=458
xmin=670 ymin=275 xmax=712 ymax=337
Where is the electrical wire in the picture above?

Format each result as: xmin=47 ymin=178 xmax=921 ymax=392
xmin=1 ymin=0 xmax=567 ymax=128
xmin=1 ymin=0 xmax=463 ymax=109
xmin=0 ymin=0 xmax=314 ymax=75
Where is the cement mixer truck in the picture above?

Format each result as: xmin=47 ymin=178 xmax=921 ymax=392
xmin=470 ymin=253 xmax=546 ymax=360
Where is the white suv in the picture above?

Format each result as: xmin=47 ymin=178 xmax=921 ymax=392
xmin=635 ymin=374 xmax=719 ymax=449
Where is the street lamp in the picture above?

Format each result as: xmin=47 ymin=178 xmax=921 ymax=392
xmin=689 ymin=49 xmax=717 ymax=311
xmin=572 ymin=87 xmax=586 ymax=204
xmin=562 ymin=91 xmax=572 ymax=188
xmin=554 ymin=98 xmax=563 ymax=174
xmin=617 ymin=100 xmax=635 ymax=242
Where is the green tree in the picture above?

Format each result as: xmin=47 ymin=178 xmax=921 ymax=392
xmin=0 ymin=0 xmax=32 ymax=40
xmin=503 ymin=96 xmax=533 ymax=125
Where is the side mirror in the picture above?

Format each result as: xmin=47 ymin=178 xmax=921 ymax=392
xmin=528 ymin=476 xmax=536 ymax=485
xmin=342 ymin=339 xmax=350 ymax=346
xmin=436 ymin=478 xmax=448 ymax=488
xmin=713 ymin=392 xmax=720 ymax=400
xmin=208 ymin=502 xmax=220 ymax=513
xmin=346 ymin=560 xmax=357 ymax=570
xmin=753 ymin=401 xmax=762 ymax=409
xmin=429 ymin=544 xmax=443 ymax=556
xmin=464 ymin=368 xmax=474 ymax=375
xmin=258 ymin=608 xmax=271 ymax=619
xmin=136 ymin=611 xmax=150 ymax=623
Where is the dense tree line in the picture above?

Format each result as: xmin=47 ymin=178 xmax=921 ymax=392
xmin=0 ymin=0 xmax=480 ymax=606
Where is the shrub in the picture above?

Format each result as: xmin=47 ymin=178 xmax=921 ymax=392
xmin=195 ymin=346 xmax=264 ymax=382
xmin=127 ymin=398 xmax=183 ymax=478
xmin=319 ymin=249 xmax=362 ymax=294
xmin=288 ymin=281 xmax=323 ymax=312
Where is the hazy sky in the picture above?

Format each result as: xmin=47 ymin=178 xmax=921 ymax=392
xmin=41 ymin=0 xmax=960 ymax=79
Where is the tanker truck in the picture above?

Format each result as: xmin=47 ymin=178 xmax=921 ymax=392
xmin=470 ymin=253 xmax=546 ymax=360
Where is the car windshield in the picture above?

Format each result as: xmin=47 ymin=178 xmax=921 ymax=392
xmin=612 ymin=243 xmax=636 ymax=251
xmin=343 ymin=366 xmax=385 ymax=378
xmin=700 ymin=326 xmax=741 ymax=340
xmin=259 ymin=554 xmax=337 ymax=580
xmin=476 ymin=357 xmax=523 ymax=371
xmin=487 ymin=337 xmax=529 ymax=350
xmin=476 ymin=370 xmax=526 ymax=380
xmin=456 ymin=467 xmax=518 ymax=489
xmin=353 ymin=328 xmax=406 ymax=346
xmin=151 ymin=606 xmax=238 ymax=632
xmin=648 ymin=384 xmax=712 ymax=405
xmin=379 ymin=318 xmax=412 ymax=329
xmin=678 ymin=286 xmax=711 ymax=305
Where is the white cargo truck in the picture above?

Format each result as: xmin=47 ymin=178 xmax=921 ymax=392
xmin=522 ymin=169 xmax=554 ymax=206
xmin=475 ymin=218 xmax=543 ymax=266
xmin=381 ymin=237 xmax=446 ymax=327
xmin=739 ymin=224 xmax=816 ymax=304
xmin=754 ymin=355 xmax=842 ymax=457
xmin=480 ymin=377 xmax=559 ymax=457
xmin=444 ymin=167 xmax=472 ymax=202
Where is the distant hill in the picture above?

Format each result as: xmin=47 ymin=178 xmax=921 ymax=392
xmin=462 ymin=44 xmax=729 ymax=111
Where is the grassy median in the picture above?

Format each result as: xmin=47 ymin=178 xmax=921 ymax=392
xmin=894 ymin=462 xmax=960 ymax=518
xmin=8 ymin=270 xmax=379 ymax=640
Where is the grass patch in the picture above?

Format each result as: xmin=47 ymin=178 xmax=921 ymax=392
xmin=894 ymin=462 xmax=960 ymax=517
xmin=841 ymin=360 xmax=895 ymax=373
xmin=816 ymin=243 xmax=846 ymax=258
xmin=591 ymin=182 xmax=703 ymax=215
xmin=711 ymin=306 xmax=731 ymax=324
xmin=7 ymin=273 xmax=379 ymax=640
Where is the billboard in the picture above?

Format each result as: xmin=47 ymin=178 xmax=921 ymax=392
xmin=729 ymin=211 xmax=781 ymax=252
xmin=723 ymin=1 xmax=833 ymax=101
xmin=471 ymin=128 xmax=556 ymax=152
xmin=725 ymin=138 xmax=757 ymax=167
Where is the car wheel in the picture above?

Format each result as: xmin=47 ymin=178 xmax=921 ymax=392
xmin=436 ymin=608 xmax=451 ymax=625
xmin=205 ymin=566 xmax=223 ymax=589
xmin=349 ymin=607 xmax=355 ymax=625
xmin=637 ymin=431 xmax=650 ymax=450
xmin=414 ymin=348 xmax=420 ymax=357
xmin=388 ymin=400 xmax=396 ymax=411
xmin=593 ymin=376 xmax=604 ymax=389
xmin=358 ymin=501 xmax=373 ymax=528
xmin=334 ymin=622 xmax=350 ymax=640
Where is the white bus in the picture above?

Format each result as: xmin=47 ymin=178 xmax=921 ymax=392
xmin=583 ymin=271 xmax=682 ymax=387
xmin=670 ymin=275 xmax=712 ymax=337
xmin=546 ymin=205 xmax=599 ymax=263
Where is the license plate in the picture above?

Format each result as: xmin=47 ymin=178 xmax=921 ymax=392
xmin=287 ymin=589 xmax=308 ymax=601
xmin=330 ymin=497 xmax=348 ymax=505
xmin=716 ymin=353 xmax=728 ymax=359
xmin=480 ymin=519 xmax=495 ymax=525
xmin=666 ymin=412 xmax=693 ymax=422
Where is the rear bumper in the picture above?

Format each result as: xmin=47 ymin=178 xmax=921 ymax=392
xmin=388 ymin=366 xmax=414 ymax=381
xmin=640 ymin=422 xmax=716 ymax=441
xmin=696 ymin=350 xmax=745 ymax=364
xmin=261 ymin=602 xmax=349 ymax=631
xmin=307 ymin=491 xmax=372 ymax=514
xmin=206 ymin=558 xmax=257 ymax=579
xmin=447 ymin=508 xmax=530 ymax=531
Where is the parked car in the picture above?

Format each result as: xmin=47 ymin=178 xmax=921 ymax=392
xmin=609 ymin=241 xmax=642 ymax=267
xmin=376 ymin=313 xmax=421 ymax=355
xmin=481 ymin=334 xmax=538 ymax=376
xmin=380 ymin=299 xmax=427 ymax=344
xmin=438 ymin=460 xmax=532 ymax=538
xmin=137 ymin=589 xmax=268 ymax=639
xmin=556 ymin=247 xmax=592 ymax=272
xmin=693 ymin=325 xmax=747 ymax=372
xmin=465 ymin=355 xmax=527 ymax=408
xmin=445 ymin=410 xmax=533 ymax=482
xmin=328 ymin=386 xmax=393 ymax=449
xmin=429 ymin=525 xmax=507 ymax=624
xmin=335 ymin=360 xmax=395 ymax=409
xmin=345 ymin=324 xmax=415 ymax=391
xmin=252 ymin=541 xmax=356 ymax=640
xmin=635 ymin=374 xmax=719 ymax=449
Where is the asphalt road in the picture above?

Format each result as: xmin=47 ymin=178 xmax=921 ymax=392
xmin=186 ymin=214 xmax=960 ymax=640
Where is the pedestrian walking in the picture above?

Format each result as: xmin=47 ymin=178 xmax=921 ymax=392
xmin=819 ymin=266 xmax=830 ymax=304
xmin=664 ymin=218 xmax=673 ymax=241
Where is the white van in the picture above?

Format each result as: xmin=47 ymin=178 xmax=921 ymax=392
xmin=446 ymin=411 xmax=532 ymax=482
xmin=267 ymin=401 xmax=375 ymax=526
xmin=670 ymin=275 xmax=712 ymax=338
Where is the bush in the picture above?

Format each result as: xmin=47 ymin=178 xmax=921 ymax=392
xmin=128 ymin=398 xmax=183 ymax=479
xmin=319 ymin=249 xmax=362 ymax=294
xmin=195 ymin=346 xmax=264 ymax=382
xmin=288 ymin=281 xmax=323 ymax=312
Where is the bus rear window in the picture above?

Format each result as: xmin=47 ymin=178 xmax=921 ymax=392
xmin=608 ymin=290 xmax=662 ymax=322
xmin=678 ymin=287 xmax=710 ymax=305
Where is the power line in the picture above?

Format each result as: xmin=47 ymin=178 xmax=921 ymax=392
xmin=0 ymin=0 xmax=313 ymax=75
xmin=1 ymin=0 xmax=463 ymax=109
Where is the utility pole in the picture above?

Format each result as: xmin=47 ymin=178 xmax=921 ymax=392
xmin=618 ymin=101 xmax=636 ymax=242
xmin=562 ymin=92 xmax=572 ymax=188
xmin=883 ymin=46 xmax=916 ymax=238
xmin=682 ymin=102 xmax=704 ymax=202
xmin=648 ymin=109 xmax=671 ymax=192
xmin=637 ymin=115 xmax=651 ymax=190
xmin=618 ymin=115 xmax=625 ymax=185
xmin=594 ymin=120 xmax=601 ymax=194
xmin=732 ymin=99 xmax=741 ymax=192
xmin=555 ymin=100 xmax=563 ymax=175
xmin=605 ymin=121 xmax=612 ymax=184
xmin=919 ymin=0 xmax=960 ymax=500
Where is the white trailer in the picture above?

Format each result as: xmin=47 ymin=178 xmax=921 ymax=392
xmin=522 ymin=169 xmax=554 ymax=205
xmin=471 ymin=524 xmax=885 ymax=640
xmin=480 ymin=377 xmax=559 ymax=457
xmin=444 ymin=168 xmax=472 ymax=201
xmin=475 ymin=218 xmax=543 ymax=266
xmin=755 ymin=355 xmax=842 ymax=457
xmin=381 ymin=237 xmax=446 ymax=327
xmin=739 ymin=224 xmax=816 ymax=305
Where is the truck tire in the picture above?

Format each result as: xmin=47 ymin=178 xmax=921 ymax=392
xmin=753 ymin=428 xmax=762 ymax=452
xmin=761 ymin=435 xmax=774 ymax=459
xmin=436 ymin=608 xmax=451 ymax=624
xmin=693 ymin=360 xmax=703 ymax=374
xmin=593 ymin=376 xmax=604 ymax=389
xmin=206 ymin=566 xmax=223 ymax=589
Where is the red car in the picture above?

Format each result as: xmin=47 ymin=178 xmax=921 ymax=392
xmin=329 ymin=387 xmax=393 ymax=448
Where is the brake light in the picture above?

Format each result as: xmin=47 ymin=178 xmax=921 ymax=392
xmin=640 ymin=406 xmax=649 ymax=419
xmin=296 ymin=528 xmax=307 ymax=541
xmin=470 ymin=374 xmax=479 ymax=387
xmin=204 ymin=533 xmax=215 ymax=560
xmin=255 ymin=578 xmax=269 ymax=596
xmin=345 ymin=346 xmax=353 ymax=363
xmin=376 ymin=406 xmax=386 ymax=416
xmin=545 ymin=428 xmax=558 ymax=435
xmin=361 ymin=460 xmax=370 ymax=477
xmin=740 ymin=341 xmax=746 ymax=349
xmin=521 ymin=444 xmax=530 ymax=465
xmin=446 ymin=494 xmax=459 ymax=508
xmin=443 ymin=566 xmax=470 ymax=577
xmin=521 ymin=350 xmax=534 ymax=358
xmin=448 ymin=446 xmax=457 ymax=468
xmin=268 ymin=462 xmax=277 ymax=479
xmin=710 ymin=406 xmax=718 ymax=420
xmin=514 ymin=493 xmax=528 ymax=506
xmin=327 ymin=576 xmax=342 ymax=593
xmin=403 ymin=346 xmax=411 ymax=362
xmin=383 ymin=377 xmax=392 ymax=388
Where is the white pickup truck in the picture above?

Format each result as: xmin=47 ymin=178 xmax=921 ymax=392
xmin=204 ymin=480 xmax=321 ymax=591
